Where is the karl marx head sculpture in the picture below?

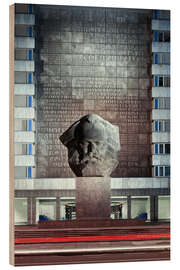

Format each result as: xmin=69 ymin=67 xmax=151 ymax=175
xmin=59 ymin=114 xmax=120 ymax=177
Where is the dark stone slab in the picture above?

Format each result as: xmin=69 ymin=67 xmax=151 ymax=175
xmin=75 ymin=177 xmax=111 ymax=220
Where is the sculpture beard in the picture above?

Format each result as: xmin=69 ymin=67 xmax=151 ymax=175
xmin=67 ymin=139 xmax=118 ymax=177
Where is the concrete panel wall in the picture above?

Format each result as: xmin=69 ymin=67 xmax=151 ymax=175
xmin=14 ymin=131 xmax=35 ymax=143
xmin=152 ymin=42 xmax=170 ymax=53
xmin=15 ymin=107 xmax=35 ymax=119
xmin=15 ymin=14 xmax=35 ymax=25
xmin=152 ymin=20 xmax=170 ymax=31
xmin=152 ymin=132 xmax=170 ymax=143
xmin=158 ymin=196 xmax=170 ymax=220
xmin=14 ymin=84 xmax=35 ymax=95
xmin=14 ymin=177 xmax=170 ymax=190
xmin=152 ymin=109 xmax=170 ymax=120
xmin=152 ymin=87 xmax=170 ymax=97
xmin=15 ymin=37 xmax=35 ymax=48
xmin=152 ymin=155 xmax=170 ymax=166
xmin=15 ymin=155 xmax=35 ymax=166
xmin=14 ymin=60 xmax=35 ymax=72
xmin=152 ymin=64 xmax=170 ymax=75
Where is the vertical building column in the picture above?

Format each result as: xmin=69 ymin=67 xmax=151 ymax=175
xmin=150 ymin=195 xmax=158 ymax=221
xmin=56 ymin=197 xmax=60 ymax=220
xmin=27 ymin=197 xmax=32 ymax=224
xmin=127 ymin=195 xmax=131 ymax=219
xmin=31 ymin=197 xmax=36 ymax=224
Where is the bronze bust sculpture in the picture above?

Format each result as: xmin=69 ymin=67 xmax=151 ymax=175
xmin=59 ymin=114 xmax=120 ymax=177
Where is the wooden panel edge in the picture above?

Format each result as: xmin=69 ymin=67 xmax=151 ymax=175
xmin=9 ymin=3 xmax=15 ymax=266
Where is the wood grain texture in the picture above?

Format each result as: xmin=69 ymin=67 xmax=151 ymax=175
xmin=9 ymin=4 xmax=15 ymax=266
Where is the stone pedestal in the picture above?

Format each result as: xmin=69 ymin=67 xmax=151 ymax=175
xmin=76 ymin=177 xmax=111 ymax=220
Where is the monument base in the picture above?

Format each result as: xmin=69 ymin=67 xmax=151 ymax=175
xmin=38 ymin=218 xmax=146 ymax=229
xmin=75 ymin=177 xmax=111 ymax=220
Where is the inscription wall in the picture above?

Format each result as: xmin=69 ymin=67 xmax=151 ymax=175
xmin=35 ymin=5 xmax=152 ymax=178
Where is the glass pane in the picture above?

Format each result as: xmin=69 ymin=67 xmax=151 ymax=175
xmin=159 ymin=121 xmax=163 ymax=131
xmin=165 ymin=166 xmax=170 ymax=176
xmin=159 ymin=76 xmax=164 ymax=86
xmin=159 ymin=144 xmax=163 ymax=154
xmin=159 ymin=32 xmax=163 ymax=42
xmin=14 ymin=198 xmax=28 ymax=225
xmin=164 ymin=120 xmax=170 ymax=132
xmin=158 ymin=196 xmax=170 ymax=220
xmin=111 ymin=198 xmax=127 ymax=219
xmin=36 ymin=198 xmax=56 ymax=223
xmin=164 ymin=76 xmax=170 ymax=87
xmin=131 ymin=197 xmax=150 ymax=220
xmin=165 ymin=144 xmax=170 ymax=154
xmin=164 ymin=32 xmax=170 ymax=42
xmin=160 ymin=166 xmax=164 ymax=176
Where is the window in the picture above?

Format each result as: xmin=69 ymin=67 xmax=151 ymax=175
xmin=153 ymin=120 xmax=170 ymax=132
xmin=165 ymin=166 xmax=170 ymax=176
xmin=28 ymin=49 xmax=33 ymax=60
xmin=27 ymin=120 xmax=32 ymax=131
xmin=27 ymin=167 xmax=32 ymax=178
xmin=159 ymin=166 xmax=164 ymax=176
xmin=154 ymin=166 xmax=170 ymax=177
xmin=153 ymin=76 xmax=170 ymax=87
xmin=153 ymin=31 xmax=170 ymax=42
xmin=27 ymin=72 xmax=33 ymax=84
xmin=153 ymin=10 xmax=159 ymax=19
xmin=28 ymin=144 xmax=32 ymax=155
xmin=153 ymin=98 xmax=170 ymax=109
xmin=27 ymin=96 xmax=32 ymax=107
xmin=154 ymin=144 xmax=170 ymax=154
xmin=29 ymin=26 xmax=33 ymax=37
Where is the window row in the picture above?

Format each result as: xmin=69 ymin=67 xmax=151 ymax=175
xmin=153 ymin=53 xmax=170 ymax=65
xmin=153 ymin=10 xmax=170 ymax=20
xmin=15 ymin=72 xmax=34 ymax=84
xmin=153 ymin=98 xmax=170 ymax=109
xmin=15 ymin=25 xmax=34 ymax=37
xmin=153 ymin=120 xmax=170 ymax=132
xmin=153 ymin=31 xmax=170 ymax=42
xmin=14 ymin=144 xmax=34 ymax=155
xmin=14 ymin=96 xmax=33 ymax=107
xmin=15 ymin=3 xmax=33 ymax=14
xmin=14 ymin=195 xmax=170 ymax=225
xmin=154 ymin=166 xmax=170 ymax=177
xmin=15 ymin=49 xmax=33 ymax=61
xmin=154 ymin=143 xmax=170 ymax=154
xmin=14 ymin=119 xmax=34 ymax=131
xmin=153 ymin=75 xmax=170 ymax=87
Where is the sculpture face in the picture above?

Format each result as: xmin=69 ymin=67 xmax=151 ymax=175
xmin=59 ymin=114 xmax=120 ymax=177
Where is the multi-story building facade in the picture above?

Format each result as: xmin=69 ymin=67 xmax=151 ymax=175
xmin=12 ymin=4 xmax=170 ymax=225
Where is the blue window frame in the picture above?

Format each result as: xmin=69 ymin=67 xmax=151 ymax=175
xmin=29 ymin=26 xmax=33 ymax=37
xmin=27 ymin=167 xmax=32 ymax=178
xmin=27 ymin=120 xmax=32 ymax=131
xmin=28 ymin=144 xmax=32 ymax=155
xmin=153 ymin=10 xmax=159 ymax=19
xmin=154 ymin=98 xmax=159 ymax=109
xmin=28 ymin=73 xmax=33 ymax=84
xmin=154 ymin=166 xmax=158 ymax=177
xmin=154 ymin=31 xmax=159 ymax=41
xmin=28 ymin=4 xmax=33 ymax=14
xmin=28 ymin=49 xmax=33 ymax=60
xmin=28 ymin=96 xmax=32 ymax=107
xmin=154 ymin=144 xmax=159 ymax=154
xmin=154 ymin=76 xmax=158 ymax=87
xmin=154 ymin=53 xmax=159 ymax=64
xmin=154 ymin=121 xmax=159 ymax=131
